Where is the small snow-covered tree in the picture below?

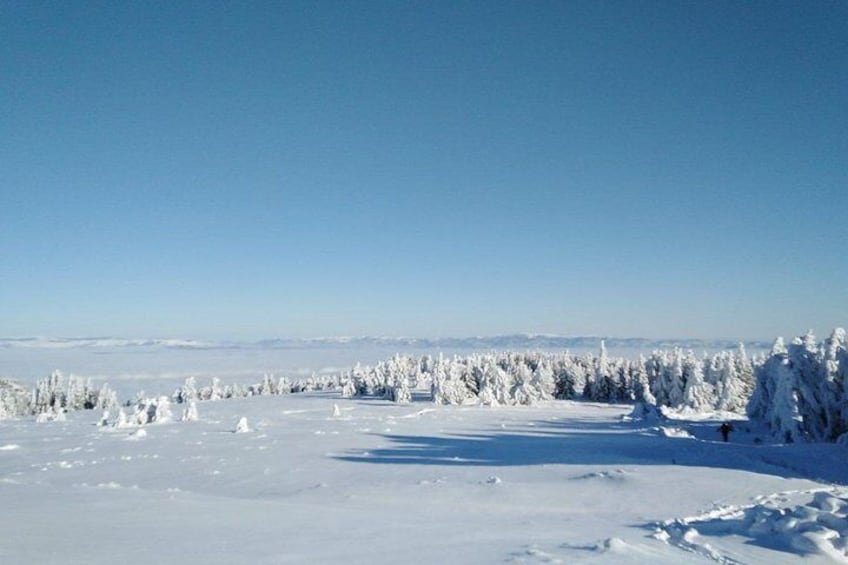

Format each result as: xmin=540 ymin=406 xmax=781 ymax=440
xmin=154 ymin=396 xmax=172 ymax=423
xmin=258 ymin=373 xmax=277 ymax=396
xmin=96 ymin=384 xmax=119 ymax=412
xmin=341 ymin=379 xmax=357 ymax=398
xmin=175 ymin=377 xmax=198 ymax=403
xmin=181 ymin=400 xmax=199 ymax=422
xmin=386 ymin=373 xmax=411 ymax=403
xmin=234 ymin=416 xmax=250 ymax=433
xmin=277 ymin=376 xmax=291 ymax=394
xmin=114 ymin=408 xmax=131 ymax=428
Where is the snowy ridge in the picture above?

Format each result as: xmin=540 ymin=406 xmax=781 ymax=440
xmin=0 ymin=334 xmax=773 ymax=352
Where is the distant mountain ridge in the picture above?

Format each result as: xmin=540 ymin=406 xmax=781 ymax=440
xmin=0 ymin=334 xmax=772 ymax=352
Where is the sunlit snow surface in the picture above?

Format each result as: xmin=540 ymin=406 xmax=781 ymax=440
xmin=1 ymin=393 xmax=846 ymax=564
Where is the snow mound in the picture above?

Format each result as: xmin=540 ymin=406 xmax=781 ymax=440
xmin=0 ymin=444 xmax=20 ymax=451
xmin=597 ymin=537 xmax=629 ymax=554
xmin=656 ymin=489 xmax=848 ymax=562
xmin=660 ymin=426 xmax=694 ymax=439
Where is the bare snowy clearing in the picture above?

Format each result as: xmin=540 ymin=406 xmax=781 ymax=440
xmin=1 ymin=393 xmax=846 ymax=564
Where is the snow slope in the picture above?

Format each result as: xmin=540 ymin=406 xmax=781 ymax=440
xmin=0 ymin=393 xmax=845 ymax=564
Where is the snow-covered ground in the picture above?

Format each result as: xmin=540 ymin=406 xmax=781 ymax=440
xmin=1 ymin=392 xmax=845 ymax=564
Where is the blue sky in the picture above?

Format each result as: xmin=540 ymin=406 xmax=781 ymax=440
xmin=2 ymin=1 xmax=846 ymax=340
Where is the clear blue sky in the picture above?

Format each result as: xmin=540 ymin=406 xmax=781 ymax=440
xmin=2 ymin=1 xmax=846 ymax=340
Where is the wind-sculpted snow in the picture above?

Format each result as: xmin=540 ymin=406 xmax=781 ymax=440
xmin=654 ymin=488 xmax=848 ymax=563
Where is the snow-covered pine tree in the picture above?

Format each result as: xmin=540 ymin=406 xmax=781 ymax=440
xmin=341 ymin=378 xmax=357 ymax=399
xmin=682 ymin=351 xmax=714 ymax=410
xmin=646 ymin=352 xmax=666 ymax=406
xmin=96 ymin=384 xmax=119 ymax=412
xmin=787 ymin=331 xmax=828 ymax=441
xmin=277 ymin=376 xmax=291 ymax=394
xmin=432 ymin=357 xmax=473 ymax=405
xmin=491 ymin=360 xmax=514 ymax=405
xmin=734 ymin=342 xmax=755 ymax=396
xmin=613 ymin=362 xmax=633 ymax=403
xmin=821 ymin=328 xmax=847 ymax=440
xmin=586 ymin=341 xmax=615 ymax=402
xmin=530 ymin=359 xmax=556 ymax=401
xmin=837 ymin=336 xmax=848 ymax=443
xmin=629 ymin=355 xmax=654 ymax=404
xmin=714 ymin=352 xmax=747 ymax=412
xmin=748 ymin=337 xmax=785 ymax=423
xmin=552 ymin=356 xmax=578 ymax=400
xmin=258 ymin=373 xmax=277 ymax=396
xmin=475 ymin=360 xmax=501 ymax=406
xmin=510 ymin=361 xmax=536 ymax=406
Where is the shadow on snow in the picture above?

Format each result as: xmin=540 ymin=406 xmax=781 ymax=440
xmin=335 ymin=416 xmax=848 ymax=485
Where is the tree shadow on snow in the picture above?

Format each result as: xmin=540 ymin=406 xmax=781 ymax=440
xmin=335 ymin=417 xmax=848 ymax=485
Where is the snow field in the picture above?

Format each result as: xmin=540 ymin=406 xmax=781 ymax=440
xmin=0 ymin=393 xmax=845 ymax=564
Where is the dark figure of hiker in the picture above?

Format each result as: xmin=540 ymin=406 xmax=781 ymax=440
xmin=719 ymin=422 xmax=734 ymax=442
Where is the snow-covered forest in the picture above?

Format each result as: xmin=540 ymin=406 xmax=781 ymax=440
xmin=748 ymin=329 xmax=848 ymax=444
xmin=2 ymin=328 xmax=845 ymax=444
xmin=336 ymin=342 xmax=755 ymax=412
xmin=338 ymin=328 xmax=847 ymax=444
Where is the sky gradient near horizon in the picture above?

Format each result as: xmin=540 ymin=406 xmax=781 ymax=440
xmin=2 ymin=1 xmax=846 ymax=341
